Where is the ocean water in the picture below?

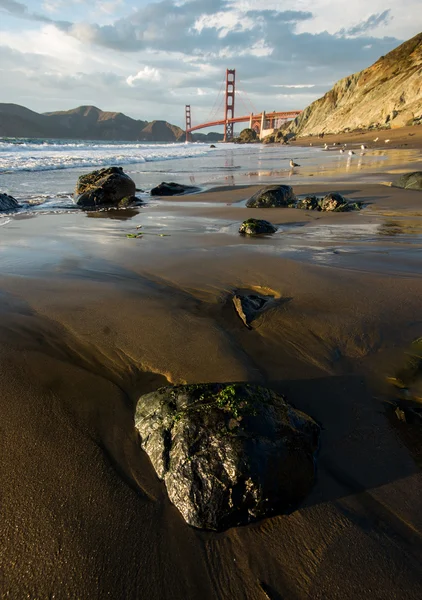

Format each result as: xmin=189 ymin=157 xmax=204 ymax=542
xmin=0 ymin=137 xmax=419 ymax=215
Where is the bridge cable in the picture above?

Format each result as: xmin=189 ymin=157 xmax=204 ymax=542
xmin=236 ymin=77 xmax=258 ymax=115
xmin=206 ymin=78 xmax=226 ymax=123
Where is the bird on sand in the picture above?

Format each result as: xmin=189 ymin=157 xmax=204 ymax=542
xmin=290 ymin=159 xmax=300 ymax=168
xmin=361 ymin=144 xmax=367 ymax=150
xmin=348 ymin=150 xmax=355 ymax=156
xmin=339 ymin=148 xmax=344 ymax=153
xmin=385 ymin=139 xmax=390 ymax=143
xmin=373 ymin=137 xmax=379 ymax=142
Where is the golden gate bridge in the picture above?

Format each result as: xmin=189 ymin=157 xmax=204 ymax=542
xmin=185 ymin=69 xmax=302 ymax=142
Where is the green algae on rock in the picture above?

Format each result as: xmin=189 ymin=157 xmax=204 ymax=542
xmin=135 ymin=382 xmax=320 ymax=531
xmin=239 ymin=218 xmax=277 ymax=235
xmin=296 ymin=195 xmax=320 ymax=210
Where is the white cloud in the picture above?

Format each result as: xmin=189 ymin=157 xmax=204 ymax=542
xmin=272 ymin=84 xmax=315 ymax=88
xmin=126 ymin=66 xmax=161 ymax=86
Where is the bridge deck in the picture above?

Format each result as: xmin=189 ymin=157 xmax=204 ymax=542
xmin=187 ymin=111 xmax=301 ymax=133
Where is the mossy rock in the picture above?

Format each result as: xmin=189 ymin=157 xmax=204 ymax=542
xmin=239 ymin=218 xmax=277 ymax=235
xmin=296 ymin=195 xmax=320 ymax=210
xmin=319 ymin=192 xmax=362 ymax=212
xmin=135 ymin=382 xmax=320 ymax=530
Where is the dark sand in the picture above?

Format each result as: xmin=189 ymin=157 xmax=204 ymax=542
xmin=1 ymin=174 xmax=422 ymax=598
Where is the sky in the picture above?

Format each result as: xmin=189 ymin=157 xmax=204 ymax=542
xmin=1 ymin=0 xmax=421 ymax=128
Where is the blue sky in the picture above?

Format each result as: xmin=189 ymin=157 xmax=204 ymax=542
xmin=1 ymin=1 xmax=421 ymax=127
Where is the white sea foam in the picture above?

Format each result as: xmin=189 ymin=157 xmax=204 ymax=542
xmin=0 ymin=139 xmax=226 ymax=173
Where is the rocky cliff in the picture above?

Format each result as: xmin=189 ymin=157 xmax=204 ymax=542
xmin=0 ymin=104 xmax=183 ymax=142
xmin=288 ymin=32 xmax=422 ymax=137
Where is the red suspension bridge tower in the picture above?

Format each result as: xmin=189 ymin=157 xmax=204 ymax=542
xmin=223 ymin=69 xmax=236 ymax=142
xmin=185 ymin=68 xmax=236 ymax=142
xmin=185 ymin=104 xmax=192 ymax=143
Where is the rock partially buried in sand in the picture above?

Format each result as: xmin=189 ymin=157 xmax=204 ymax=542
xmin=135 ymin=383 xmax=320 ymax=531
xmin=0 ymin=192 xmax=19 ymax=212
xmin=150 ymin=182 xmax=199 ymax=196
xmin=74 ymin=166 xmax=136 ymax=208
xmin=239 ymin=218 xmax=277 ymax=235
xmin=392 ymin=171 xmax=422 ymax=190
xmin=246 ymin=185 xmax=296 ymax=208
xmin=233 ymin=293 xmax=270 ymax=328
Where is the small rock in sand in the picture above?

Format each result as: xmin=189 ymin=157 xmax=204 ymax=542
xmin=150 ymin=182 xmax=199 ymax=196
xmin=239 ymin=218 xmax=277 ymax=235
xmin=233 ymin=293 xmax=270 ymax=328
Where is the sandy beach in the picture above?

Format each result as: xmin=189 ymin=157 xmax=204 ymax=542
xmin=1 ymin=148 xmax=422 ymax=599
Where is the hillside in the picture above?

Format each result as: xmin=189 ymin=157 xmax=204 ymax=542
xmin=0 ymin=104 xmax=182 ymax=142
xmin=140 ymin=120 xmax=184 ymax=142
xmin=44 ymin=106 xmax=148 ymax=141
xmin=288 ymin=32 xmax=422 ymax=137
xmin=0 ymin=104 xmax=58 ymax=138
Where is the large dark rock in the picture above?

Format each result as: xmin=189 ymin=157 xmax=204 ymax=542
xmin=135 ymin=382 xmax=320 ymax=530
xmin=74 ymin=166 xmax=136 ymax=207
xmin=0 ymin=193 xmax=19 ymax=212
xmin=246 ymin=185 xmax=296 ymax=208
xmin=392 ymin=172 xmax=422 ymax=190
xmin=150 ymin=182 xmax=199 ymax=196
xmin=239 ymin=218 xmax=277 ymax=235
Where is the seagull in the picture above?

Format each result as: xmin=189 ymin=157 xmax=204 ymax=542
xmin=290 ymin=159 xmax=300 ymax=168
xmin=333 ymin=142 xmax=337 ymax=146
xmin=373 ymin=137 xmax=379 ymax=142
xmin=361 ymin=144 xmax=367 ymax=150
xmin=385 ymin=139 xmax=390 ymax=143
xmin=339 ymin=148 xmax=344 ymax=153
xmin=348 ymin=150 xmax=355 ymax=156
xmin=323 ymin=143 xmax=328 ymax=150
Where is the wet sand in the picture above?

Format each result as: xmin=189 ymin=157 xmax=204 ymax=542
xmin=1 ymin=176 xmax=422 ymax=598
